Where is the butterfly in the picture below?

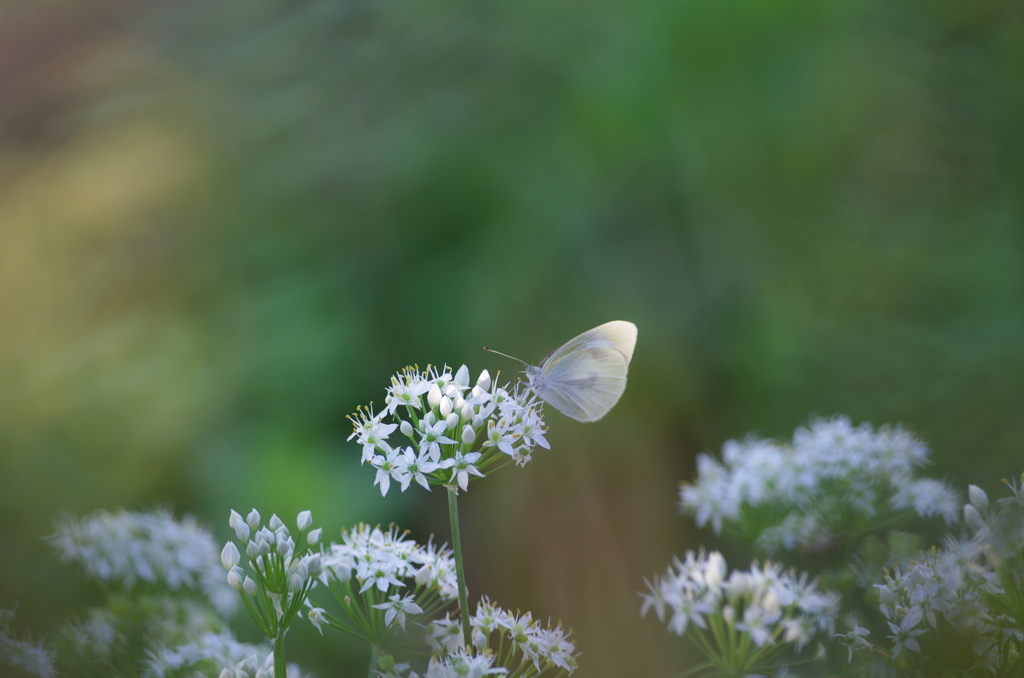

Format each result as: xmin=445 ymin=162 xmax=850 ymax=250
xmin=485 ymin=320 xmax=637 ymax=422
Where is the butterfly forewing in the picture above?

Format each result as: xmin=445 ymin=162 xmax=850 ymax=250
xmin=539 ymin=320 xmax=637 ymax=374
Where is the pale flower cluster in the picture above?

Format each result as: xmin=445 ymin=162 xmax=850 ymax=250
xmin=144 ymin=630 xmax=283 ymax=678
xmin=321 ymin=524 xmax=459 ymax=605
xmin=421 ymin=597 xmax=578 ymax=676
xmin=641 ymin=550 xmax=839 ymax=652
xmin=223 ymin=509 xmax=323 ymax=599
xmin=350 ymin=365 xmax=549 ymax=495
xmin=679 ymin=416 xmax=960 ymax=552
xmin=0 ymin=609 xmax=56 ymax=678
xmin=381 ymin=651 xmax=506 ymax=678
xmin=858 ymin=479 xmax=1024 ymax=673
xmin=48 ymin=508 xmax=237 ymax=616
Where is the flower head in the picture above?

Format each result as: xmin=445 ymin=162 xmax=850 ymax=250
xmin=351 ymin=366 xmax=550 ymax=496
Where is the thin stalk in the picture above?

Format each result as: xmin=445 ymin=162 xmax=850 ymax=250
xmin=273 ymin=631 xmax=287 ymax=678
xmin=367 ymin=644 xmax=379 ymax=678
xmin=447 ymin=486 xmax=474 ymax=650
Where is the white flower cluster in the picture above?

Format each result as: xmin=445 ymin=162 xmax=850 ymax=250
xmin=0 ymin=608 xmax=56 ymax=678
xmin=641 ymin=550 xmax=838 ymax=652
xmin=322 ymin=523 xmax=459 ymax=603
xmin=48 ymin=508 xmax=237 ymax=616
xmin=422 ymin=598 xmax=578 ymax=676
xmin=380 ymin=651 xmax=506 ymax=678
xmin=859 ymin=478 xmax=1024 ymax=673
xmin=222 ymin=509 xmax=323 ymax=637
xmin=875 ymin=545 xmax=1001 ymax=663
xmin=964 ymin=477 xmax=1024 ymax=565
xmin=350 ymin=365 xmax=549 ymax=496
xmin=144 ymin=630 xmax=285 ymax=678
xmin=679 ymin=416 xmax=960 ymax=552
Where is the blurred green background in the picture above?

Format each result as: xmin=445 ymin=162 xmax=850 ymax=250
xmin=1 ymin=0 xmax=1022 ymax=674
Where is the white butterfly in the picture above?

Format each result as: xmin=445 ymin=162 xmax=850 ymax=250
xmin=486 ymin=320 xmax=637 ymax=422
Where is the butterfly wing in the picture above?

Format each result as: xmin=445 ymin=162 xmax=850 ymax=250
xmin=539 ymin=320 xmax=637 ymax=369
xmin=528 ymin=320 xmax=637 ymax=422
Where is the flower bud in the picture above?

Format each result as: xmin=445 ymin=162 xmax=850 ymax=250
xmin=427 ymin=384 xmax=443 ymax=409
xmin=964 ymin=504 xmax=985 ymax=531
xmin=228 ymin=511 xmax=249 ymax=543
xmin=452 ymin=395 xmax=466 ymax=411
xmin=243 ymin=576 xmax=258 ymax=596
xmin=415 ymin=563 xmax=433 ymax=586
xmin=462 ymin=425 xmax=476 ymax=446
xmin=476 ymin=369 xmax=491 ymax=390
xmin=268 ymin=514 xmax=284 ymax=531
xmin=460 ymin=404 xmax=474 ymax=422
xmin=297 ymin=510 xmax=313 ymax=531
xmin=439 ymin=396 xmax=453 ymax=419
xmin=968 ymin=485 xmax=989 ymax=511
xmin=233 ymin=520 xmax=250 ymax=542
xmin=454 ymin=365 xmax=470 ymax=387
xmin=221 ymin=541 xmax=240 ymax=570
xmin=306 ymin=553 xmax=323 ymax=579
xmin=705 ymin=552 xmax=726 ymax=589
xmin=290 ymin=560 xmax=309 ymax=582
xmin=400 ymin=420 xmax=414 ymax=437
xmin=246 ymin=508 xmax=261 ymax=530
xmin=473 ymin=628 xmax=487 ymax=651
xmin=227 ymin=566 xmax=244 ymax=590
xmin=307 ymin=527 xmax=323 ymax=546
xmin=289 ymin=572 xmax=304 ymax=592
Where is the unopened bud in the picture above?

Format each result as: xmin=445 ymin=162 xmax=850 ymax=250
xmin=428 ymin=384 xmax=443 ymax=409
xmin=220 ymin=541 xmax=240 ymax=570
xmin=227 ymin=566 xmax=244 ymax=590
xmin=968 ymin=485 xmax=989 ymax=511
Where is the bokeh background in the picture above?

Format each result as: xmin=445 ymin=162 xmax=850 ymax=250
xmin=1 ymin=0 xmax=1022 ymax=675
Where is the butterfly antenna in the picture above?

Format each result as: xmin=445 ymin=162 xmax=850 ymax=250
xmin=483 ymin=346 xmax=528 ymax=366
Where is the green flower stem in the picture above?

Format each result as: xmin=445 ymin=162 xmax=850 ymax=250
xmin=273 ymin=631 xmax=287 ymax=678
xmin=367 ymin=644 xmax=379 ymax=678
xmin=447 ymin=486 xmax=474 ymax=650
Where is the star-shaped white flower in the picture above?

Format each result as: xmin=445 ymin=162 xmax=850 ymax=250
xmin=372 ymin=592 xmax=424 ymax=630
xmin=417 ymin=419 xmax=457 ymax=459
xmin=395 ymin=447 xmax=442 ymax=491
xmin=449 ymin=451 xmax=484 ymax=491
